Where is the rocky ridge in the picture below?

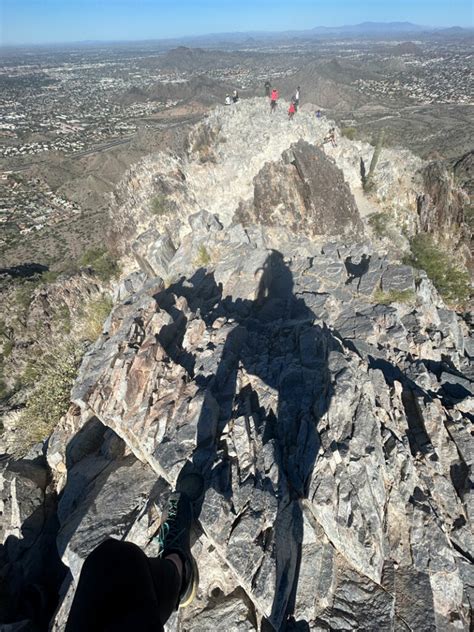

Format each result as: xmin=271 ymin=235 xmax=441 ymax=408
xmin=109 ymin=98 xmax=423 ymax=258
xmin=1 ymin=98 xmax=473 ymax=631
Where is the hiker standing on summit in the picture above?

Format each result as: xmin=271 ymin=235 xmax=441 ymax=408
xmin=288 ymin=101 xmax=296 ymax=120
xmin=270 ymin=87 xmax=279 ymax=114
xmin=294 ymin=86 xmax=301 ymax=111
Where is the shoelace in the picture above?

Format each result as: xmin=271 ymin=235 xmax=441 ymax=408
xmin=156 ymin=496 xmax=180 ymax=555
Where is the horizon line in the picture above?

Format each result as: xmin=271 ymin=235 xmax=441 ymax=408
xmin=1 ymin=20 xmax=472 ymax=49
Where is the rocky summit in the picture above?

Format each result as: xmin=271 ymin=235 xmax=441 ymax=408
xmin=1 ymin=98 xmax=472 ymax=632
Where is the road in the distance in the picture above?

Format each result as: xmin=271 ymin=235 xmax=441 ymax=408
xmin=2 ymin=111 xmax=205 ymax=174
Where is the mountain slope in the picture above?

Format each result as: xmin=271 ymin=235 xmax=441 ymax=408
xmin=1 ymin=98 xmax=472 ymax=632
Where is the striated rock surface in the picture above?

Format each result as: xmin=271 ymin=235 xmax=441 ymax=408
xmin=1 ymin=98 xmax=473 ymax=632
xmin=0 ymin=450 xmax=67 ymax=628
xmin=417 ymin=159 xmax=471 ymax=258
xmin=109 ymin=98 xmax=423 ymax=257
xmin=53 ymin=215 xmax=472 ymax=631
xmin=236 ymin=140 xmax=363 ymax=239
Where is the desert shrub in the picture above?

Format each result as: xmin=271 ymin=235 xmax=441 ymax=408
xmin=10 ymin=289 xmax=113 ymax=454
xmin=150 ymin=195 xmax=168 ymax=216
xmin=53 ymin=303 xmax=72 ymax=334
xmin=363 ymin=130 xmax=385 ymax=192
xmin=80 ymin=246 xmax=120 ymax=282
xmin=372 ymin=288 xmax=415 ymax=305
xmin=0 ymin=355 xmax=8 ymax=401
xmin=15 ymin=284 xmax=35 ymax=311
xmin=2 ymin=340 xmax=13 ymax=358
xmin=368 ymin=213 xmax=390 ymax=238
xmin=195 ymin=244 xmax=211 ymax=267
xmin=191 ymin=125 xmax=219 ymax=164
xmin=12 ymin=343 xmax=84 ymax=455
xmin=341 ymin=127 xmax=357 ymax=140
xmin=59 ymin=260 xmax=81 ymax=276
xmin=81 ymin=295 xmax=113 ymax=341
xmin=40 ymin=270 xmax=60 ymax=284
xmin=403 ymin=234 xmax=471 ymax=305
xmin=0 ymin=380 xmax=8 ymax=400
xmin=464 ymin=204 xmax=474 ymax=233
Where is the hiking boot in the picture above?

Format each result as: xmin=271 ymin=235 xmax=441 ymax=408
xmin=156 ymin=491 xmax=198 ymax=608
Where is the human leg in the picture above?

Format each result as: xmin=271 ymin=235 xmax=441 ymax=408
xmin=65 ymin=539 xmax=181 ymax=632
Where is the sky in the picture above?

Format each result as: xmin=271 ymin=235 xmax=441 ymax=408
xmin=1 ymin=0 xmax=473 ymax=46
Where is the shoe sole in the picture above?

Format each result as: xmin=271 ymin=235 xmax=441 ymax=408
xmin=179 ymin=555 xmax=199 ymax=608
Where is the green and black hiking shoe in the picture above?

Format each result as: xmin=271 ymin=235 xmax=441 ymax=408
xmin=156 ymin=490 xmax=198 ymax=608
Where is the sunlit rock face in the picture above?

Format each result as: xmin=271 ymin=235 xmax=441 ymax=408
xmin=2 ymin=98 xmax=472 ymax=631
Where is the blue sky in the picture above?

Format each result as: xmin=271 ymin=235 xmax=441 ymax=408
xmin=1 ymin=0 xmax=473 ymax=45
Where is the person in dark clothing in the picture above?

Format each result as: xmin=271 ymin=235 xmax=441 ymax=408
xmin=264 ymin=80 xmax=271 ymax=97
xmin=65 ymin=475 xmax=203 ymax=632
xmin=232 ymin=89 xmax=239 ymax=103
xmin=294 ymin=86 xmax=300 ymax=111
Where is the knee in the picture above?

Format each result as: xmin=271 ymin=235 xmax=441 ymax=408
xmin=83 ymin=538 xmax=123 ymax=569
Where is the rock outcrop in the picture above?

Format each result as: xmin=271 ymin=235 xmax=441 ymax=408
xmin=0 ymin=449 xmax=67 ymax=628
xmin=417 ymin=159 xmax=471 ymax=258
xmin=109 ymin=98 xmax=423 ymax=257
xmin=46 ymin=215 xmax=472 ymax=630
xmin=237 ymin=141 xmax=363 ymax=239
xmin=1 ymin=98 xmax=472 ymax=632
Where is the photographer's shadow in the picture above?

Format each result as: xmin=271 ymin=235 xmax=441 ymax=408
xmin=174 ymin=251 xmax=339 ymax=630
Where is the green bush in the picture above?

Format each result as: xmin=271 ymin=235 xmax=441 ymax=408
xmin=372 ymin=288 xmax=416 ymax=305
xmin=53 ymin=303 xmax=72 ymax=334
xmin=150 ymin=195 xmax=168 ymax=216
xmin=80 ymin=247 xmax=120 ymax=283
xmin=12 ymin=343 xmax=84 ymax=455
xmin=15 ymin=284 xmax=35 ymax=311
xmin=195 ymin=244 xmax=211 ymax=266
xmin=81 ymin=295 xmax=113 ymax=341
xmin=464 ymin=205 xmax=474 ymax=233
xmin=2 ymin=340 xmax=13 ymax=358
xmin=368 ymin=213 xmax=390 ymax=238
xmin=40 ymin=270 xmax=60 ymax=284
xmin=0 ymin=379 xmax=8 ymax=401
xmin=0 ymin=354 xmax=8 ymax=401
xmin=403 ymin=234 xmax=471 ymax=305
xmin=363 ymin=130 xmax=385 ymax=192
xmin=341 ymin=127 xmax=357 ymax=140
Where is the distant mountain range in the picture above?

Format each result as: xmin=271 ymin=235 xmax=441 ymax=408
xmin=311 ymin=21 xmax=427 ymax=34
xmin=2 ymin=21 xmax=472 ymax=49
xmin=162 ymin=22 xmax=473 ymax=47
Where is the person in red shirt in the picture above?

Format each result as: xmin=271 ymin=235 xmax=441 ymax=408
xmin=288 ymin=101 xmax=296 ymax=120
xmin=270 ymin=88 xmax=279 ymax=113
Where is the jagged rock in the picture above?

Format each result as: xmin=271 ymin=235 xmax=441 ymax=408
xmin=236 ymin=140 xmax=363 ymax=239
xmin=381 ymin=264 xmax=415 ymax=293
xmin=417 ymin=160 xmax=470 ymax=246
xmin=131 ymin=228 xmax=176 ymax=278
xmin=113 ymin=270 xmax=147 ymax=302
xmin=62 ymin=226 xmax=471 ymax=630
xmin=109 ymin=98 xmax=423 ymax=248
xmin=0 ymin=454 xmax=66 ymax=629
xmin=4 ymin=100 xmax=472 ymax=632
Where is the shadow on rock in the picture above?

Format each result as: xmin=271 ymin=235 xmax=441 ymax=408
xmin=171 ymin=251 xmax=340 ymax=630
xmin=0 ymin=452 xmax=67 ymax=631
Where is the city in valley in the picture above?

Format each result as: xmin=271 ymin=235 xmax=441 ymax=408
xmin=0 ymin=12 xmax=473 ymax=632
xmin=0 ymin=29 xmax=472 ymax=269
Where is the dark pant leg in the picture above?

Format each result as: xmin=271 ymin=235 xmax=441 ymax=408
xmin=65 ymin=538 xmax=181 ymax=632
